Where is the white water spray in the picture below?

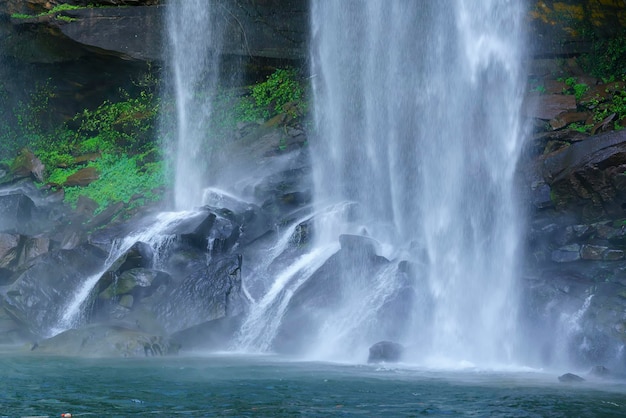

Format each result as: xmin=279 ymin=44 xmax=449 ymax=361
xmin=53 ymin=211 xmax=195 ymax=335
xmin=167 ymin=0 xmax=224 ymax=210
xmin=307 ymin=0 xmax=527 ymax=364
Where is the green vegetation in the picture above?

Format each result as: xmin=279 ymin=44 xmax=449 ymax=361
xmin=200 ymin=67 xmax=307 ymax=144
xmin=11 ymin=4 xmax=82 ymax=20
xmin=236 ymin=68 xmax=305 ymax=121
xmin=579 ymin=30 xmax=626 ymax=80
xmin=560 ymin=76 xmax=588 ymax=101
xmin=1 ymin=66 xmax=306 ymax=216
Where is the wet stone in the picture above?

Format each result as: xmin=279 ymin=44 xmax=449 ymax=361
xmin=580 ymin=244 xmax=608 ymax=260
xmin=551 ymin=244 xmax=581 ymax=263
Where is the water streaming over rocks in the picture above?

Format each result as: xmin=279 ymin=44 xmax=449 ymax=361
xmin=286 ymin=0 xmax=529 ymax=364
xmin=166 ymin=0 xmax=225 ymax=210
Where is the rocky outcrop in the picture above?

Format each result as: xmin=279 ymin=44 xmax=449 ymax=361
xmin=524 ymin=126 xmax=626 ymax=372
xmin=0 ymin=0 xmax=307 ymax=63
xmin=538 ymin=129 xmax=626 ymax=223
xmin=3 ymin=244 xmax=108 ymax=336
xmin=30 ymin=323 xmax=179 ymax=357
xmin=368 ymin=340 xmax=404 ymax=363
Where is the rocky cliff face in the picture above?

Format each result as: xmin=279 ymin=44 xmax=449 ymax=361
xmin=0 ymin=0 xmax=306 ymax=63
xmin=1 ymin=0 xmax=626 ymax=368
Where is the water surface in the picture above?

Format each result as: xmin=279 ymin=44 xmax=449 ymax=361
xmin=1 ymin=352 xmax=625 ymax=417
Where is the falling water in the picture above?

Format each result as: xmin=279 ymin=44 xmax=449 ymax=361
xmin=166 ymin=0 xmax=224 ymax=210
xmin=308 ymin=1 xmax=527 ymax=364
xmin=53 ymin=211 xmax=195 ymax=335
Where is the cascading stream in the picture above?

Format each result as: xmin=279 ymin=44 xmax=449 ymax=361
xmin=167 ymin=0 xmax=224 ymax=210
xmin=52 ymin=211 xmax=196 ymax=336
xmin=306 ymin=0 xmax=527 ymax=365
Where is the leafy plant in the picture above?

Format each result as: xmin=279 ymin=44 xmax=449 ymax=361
xmin=75 ymin=89 xmax=159 ymax=153
xmin=567 ymin=122 xmax=593 ymax=133
xmin=561 ymin=76 xmax=588 ymax=100
xmin=237 ymin=68 xmax=305 ymax=121
xmin=63 ymin=153 xmax=166 ymax=213
xmin=579 ymin=30 xmax=626 ymax=79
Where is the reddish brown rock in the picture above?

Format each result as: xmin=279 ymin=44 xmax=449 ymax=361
xmin=523 ymin=94 xmax=577 ymax=120
xmin=63 ymin=167 xmax=99 ymax=187
xmin=549 ymin=111 xmax=592 ymax=130
xmin=10 ymin=148 xmax=44 ymax=182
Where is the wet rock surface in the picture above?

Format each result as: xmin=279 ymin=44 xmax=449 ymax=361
xmin=368 ymin=341 xmax=405 ymax=363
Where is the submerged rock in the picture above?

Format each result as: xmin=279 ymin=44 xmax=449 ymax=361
xmin=558 ymin=373 xmax=585 ymax=383
xmin=368 ymin=340 xmax=404 ymax=363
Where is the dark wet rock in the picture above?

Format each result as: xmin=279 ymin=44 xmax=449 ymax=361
xmin=85 ymin=201 xmax=125 ymax=230
xmin=558 ymin=373 xmax=585 ymax=383
xmin=539 ymin=129 xmax=626 ymax=222
xmin=30 ymin=324 xmax=179 ymax=357
xmin=95 ymin=241 xmax=154 ymax=294
xmin=3 ymin=244 xmax=108 ymax=336
xmin=171 ymin=315 xmax=244 ymax=351
xmin=0 ymin=193 xmax=36 ymax=232
xmin=551 ymin=244 xmax=580 ymax=263
xmin=98 ymin=268 xmax=170 ymax=300
xmin=20 ymin=236 xmax=50 ymax=264
xmin=0 ymin=267 xmax=15 ymax=286
xmin=339 ymin=234 xmax=380 ymax=257
xmin=0 ymin=233 xmax=20 ymax=268
xmin=155 ymin=254 xmax=247 ymax=334
xmin=580 ymin=244 xmax=608 ymax=261
xmin=368 ymin=341 xmax=405 ymax=363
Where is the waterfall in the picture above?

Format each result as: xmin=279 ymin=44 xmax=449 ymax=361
xmin=308 ymin=1 xmax=527 ymax=365
xmin=166 ymin=0 xmax=225 ymax=210
xmin=52 ymin=211 xmax=195 ymax=336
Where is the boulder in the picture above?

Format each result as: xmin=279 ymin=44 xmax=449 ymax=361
xmin=3 ymin=244 xmax=108 ymax=336
xmin=0 ymin=193 xmax=36 ymax=232
xmin=98 ymin=268 xmax=170 ymax=300
xmin=0 ymin=267 xmax=15 ymax=285
xmin=558 ymin=373 xmax=585 ymax=383
xmin=368 ymin=341 xmax=405 ymax=363
xmin=0 ymin=233 xmax=20 ymax=267
xmin=10 ymin=148 xmax=44 ymax=182
xmin=155 ymin=253 xmax=246 ymax=334
xmin=95 ymin=241 xmax=154 ymax=293
xmin=63 ymin=167 xmax=99 ymax=187
xmin=539 ymin=129 xmax=626 ymax=222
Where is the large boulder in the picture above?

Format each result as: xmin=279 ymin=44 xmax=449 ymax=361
xmin=367 ymin=340 xmax=405 ymax=363
xmin=155 ymin=253 xmax=247 ymax=334
xmin=539 ymin=129 xmax=626 ymax=223
xmin=0 ymin=193 xmax=36 ymax=233
xmin=3 ymin=244 xmax=108 ymax=336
